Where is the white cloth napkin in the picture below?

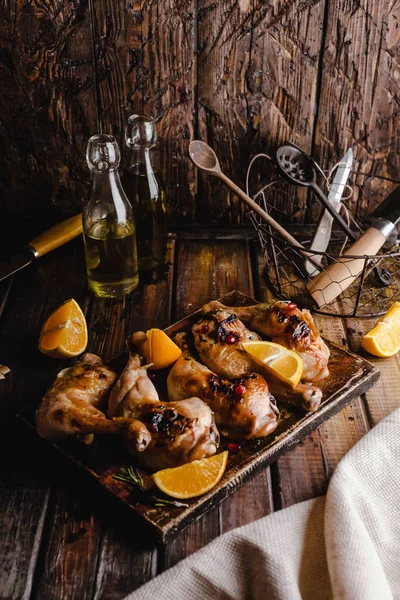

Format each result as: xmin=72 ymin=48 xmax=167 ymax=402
xmin=125 ymin=409 xmax=400 ymax=600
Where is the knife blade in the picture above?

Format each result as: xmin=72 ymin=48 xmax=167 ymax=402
xmin=305 ymin=149 xmax=353 ymax=276
xmin=0 ymin=214 xmax=82 ymax=283
xmin=0 ymin=247 xmax=38 ymax=282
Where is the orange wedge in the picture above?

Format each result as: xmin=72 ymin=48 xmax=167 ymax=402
xmin=153 ymin=451 xmax=228 ymax=499
xmin=242 ymin=340 xmax=303 ymax=387
xmin=145 ymin=328 xmax=182 ymax=370
xmin=39 ymin=299 xmax=88 ymax=359
xmin=361 ymin=301 xmax=400 ymax=357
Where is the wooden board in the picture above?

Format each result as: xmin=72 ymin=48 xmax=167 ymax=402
xmin=197 ymin=0 xmax=326 ymax=223
xmin=313 ymin=0 xmax=400 ymax=220
xmin=18 ymin=290 xmax=379 ymax=543
xmin=4 ymin=0 xmax=400 ymax=235
xmin=0 ymin=0 xmax=97 ymax=239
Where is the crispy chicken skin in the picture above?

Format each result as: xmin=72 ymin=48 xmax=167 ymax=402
xmin=167 ymin=332 xmax=279 ymax=440
xmin=203 ymin=300 xmax=330 ymax=383
xmin=108 ymin=332 xmax=220 ymax=471
xmin=192 ymin=309 xmax=260 ymax=379
xmin=36 ymin=353 xmax=118 ymax=443
xmin=198 ymin=306 xmax=323 ymax=412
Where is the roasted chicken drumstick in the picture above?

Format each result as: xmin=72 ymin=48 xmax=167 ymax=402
xmin=167 ymin=332 xmax=279 ymax=440
xmin=36 ymin=353 xmax=118 ymax=444
xmin=36 ymin=353 xmax=152 ymax=450
xmin=195 ymin=307 xmax=322 ymax=412
xmin=192 ymin=308 xmax=260 ymax=379
xmin=202 ymin=300 xmax=330 ymax=383
xmin=108 ymin=332 xmax=219 ymax=471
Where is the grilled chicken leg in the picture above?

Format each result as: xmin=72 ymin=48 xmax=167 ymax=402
xmin=192 ymin=308 xmax=260 ymax=379
xmin=167 ymin=332 xmax=279 ymax=439
xmin=108 ymin=332 xmax=219 ymax=471
xmin=203 ymin=300 xmax=330 ymax=383
xmin=36 ymin=353 xmax=118 ymax=444
xmin=265 ymin=378 xmax=322 ymax=412
xmin=196 ymin=307 xmax=322 ymax=412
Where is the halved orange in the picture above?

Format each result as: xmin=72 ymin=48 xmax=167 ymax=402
xmin=145 ymin=328 xmax=182 ymax=370
xmin=242 ymin=340 xmax=303 ymax=387
xmin=153 ymin=451 xmax=228 ymax=499
xmin=361 ymin=301 xmax=400 ymax=357
xmin=39 ymin=299 xmax=88 ymax=359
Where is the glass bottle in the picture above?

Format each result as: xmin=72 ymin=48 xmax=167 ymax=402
xmin=83 ymin=134 xmax=139 ymax=298
xmin=122 ymin=115 xmax=167 ymax=270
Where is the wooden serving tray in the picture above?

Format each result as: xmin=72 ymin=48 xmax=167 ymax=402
xmin=18 ymin=291 xmax=380 ymax=543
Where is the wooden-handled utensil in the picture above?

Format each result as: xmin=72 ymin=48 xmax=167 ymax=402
xmin=275 ymin=143 xmax=392 ymax=288
xmin=308 ymin=184 xmax=400 ymax=307
xmin=307 ymin=220 xmax=396 ymax=307
xmin=188 ymin=140 xmax=322 ymax=272
xmin=0 ymin=214 xmax=83 ymax=282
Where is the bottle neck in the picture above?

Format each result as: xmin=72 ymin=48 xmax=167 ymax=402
xmin=89 ymin=169 xmax=131 ymax=223
xmin=92 ymin=168 xmax=120 ymax=192
xmin=128 ymin=146 xmax=155 ymax=173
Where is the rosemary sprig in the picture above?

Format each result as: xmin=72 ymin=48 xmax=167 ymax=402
xmin=113 ymin=466 xmax=189 ymax=508
xmin=149 ymin=496 xmax=189 ymax=508
xmin=113 ymin=466 xmax=144 ymax=487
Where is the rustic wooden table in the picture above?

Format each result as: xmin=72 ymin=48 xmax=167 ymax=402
xmin=0 ymin=230 xmax=395 ymax=599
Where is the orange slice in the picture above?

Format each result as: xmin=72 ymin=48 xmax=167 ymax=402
xmin=361 ymin=301 xmax=400 ymax=357
xmin=242 ymin=340 xmax=303 ymax=387
xmin=153 ymin=451 xmax=228 ymax=499
xmin=39 ymin=299 xmax=88 ymax=359
xmin=145 ymin=328 xmax=182 ymax=370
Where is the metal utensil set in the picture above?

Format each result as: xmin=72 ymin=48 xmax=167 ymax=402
xmin=189 ymin=140 xmax=400 ymax=311
xmin=274 ymin=142 xmax=399 ymax=304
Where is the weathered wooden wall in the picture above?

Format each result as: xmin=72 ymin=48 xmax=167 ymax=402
xmin=1 ymin=0 xmax=399 ymax=234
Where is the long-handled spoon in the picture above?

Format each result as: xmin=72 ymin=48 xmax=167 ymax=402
xmin=188 ymin=140 xmax=322 ymax=272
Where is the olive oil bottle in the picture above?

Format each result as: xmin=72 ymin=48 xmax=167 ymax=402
xmin=122 ymin=115 xmax=167 ymax=270
xmin=83 ymin=134 xmax=138 ymax=298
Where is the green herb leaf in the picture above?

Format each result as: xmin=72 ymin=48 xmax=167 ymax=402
xmin=113 ymin=466 xmax=189 ymax=508
xmin=149 ymin=496 xmax=189 ymax=508
xmin=113 ymin=466 xmax=144 ymax=488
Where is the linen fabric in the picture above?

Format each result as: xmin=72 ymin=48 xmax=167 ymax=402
xmin=124 ymin=409 xmax=400 ymax=600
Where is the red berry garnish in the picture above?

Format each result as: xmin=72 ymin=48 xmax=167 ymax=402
xmin=228 ymin=443 xmax=241 ymax=454
xmin=200 ymin=324 xmax=209 ymax=334
xmin=287 ymin=302 xmax=297 ymax=310
xmin=234 ymin=384 xmax=246 ymax=396
xmin=225 ymin=334 xmax=237 ymax=344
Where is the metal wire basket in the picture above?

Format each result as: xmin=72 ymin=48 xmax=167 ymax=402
xmin=249 ymin=178 xmax=400 ymax=318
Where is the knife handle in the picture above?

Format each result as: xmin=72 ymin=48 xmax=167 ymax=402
xmin=28 ymin=214 xmax=83 ymax=257
xmin=307 ymin=227 xmax=387 ymax=307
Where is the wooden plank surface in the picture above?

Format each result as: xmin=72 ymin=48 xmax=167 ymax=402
xmin=1 ymin=0 xmax=400 ymax=594
xmin=0 ymin=233 xmax=391 ymax=599
xmin=197 ymin=0 xmax=326 ymax=223
xmin=313 ymin=0 xmax=400 ymax=220
xmin=0 ymin=0 xmax=98 ymax=234
xmin=3 ymin=1 xmax=400 ymax=229
xmin=343 ymin=315 xmax=400 ymax=426
xmin=0 ymin=240 xmax=87 ymax=600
